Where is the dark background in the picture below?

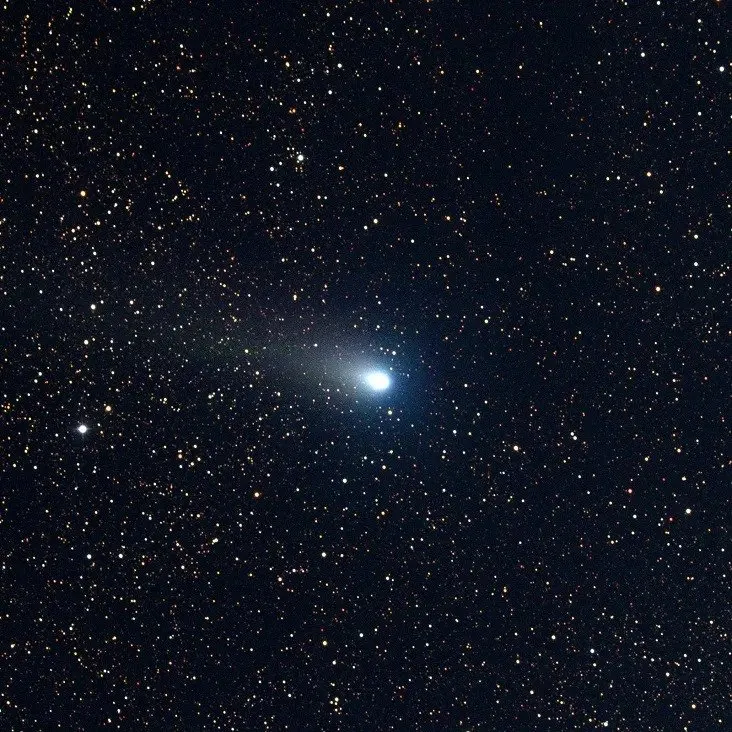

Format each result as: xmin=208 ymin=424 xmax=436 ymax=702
xmin=0 ymin=0 xmax=728 ymax=729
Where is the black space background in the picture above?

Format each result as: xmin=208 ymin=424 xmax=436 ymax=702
xmin=0 ymin=1 xmax=729 ymax=730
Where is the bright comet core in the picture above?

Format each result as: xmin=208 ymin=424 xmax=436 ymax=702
xmin=364 ymin=370 xmax=391 ymax=391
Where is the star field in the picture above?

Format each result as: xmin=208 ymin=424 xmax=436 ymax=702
xmin=0 ymin=1 xmax=729 ymax=730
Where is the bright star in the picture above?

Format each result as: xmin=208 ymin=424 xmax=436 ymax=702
xmin=77 ymin=424 xmax=88 ymax=434
xmin=364 ymin=370 xmax=391 ymax=391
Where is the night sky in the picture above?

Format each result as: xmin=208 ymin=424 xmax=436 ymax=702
xmin=1 ymin=1 xmax=729 ymax=730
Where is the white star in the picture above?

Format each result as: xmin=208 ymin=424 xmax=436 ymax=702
xmin=77 ymin=424 xmax=88 ymax=434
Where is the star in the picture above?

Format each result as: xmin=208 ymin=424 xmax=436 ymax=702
xmin=364 ymin=370 xmax=391 ymax=391
xmin=77 ymin=424 xmax=88 ymax=434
